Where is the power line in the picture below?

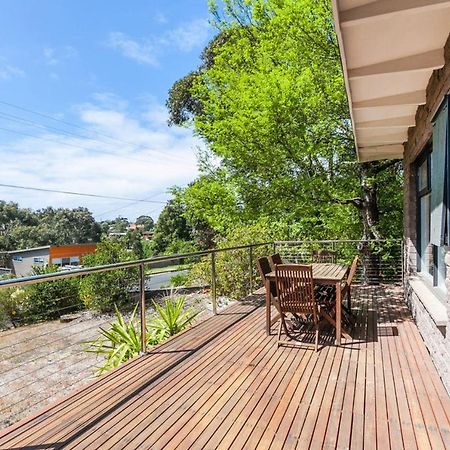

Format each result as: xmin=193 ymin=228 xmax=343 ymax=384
xmin=0 ymin=125 xmax=171 ymax=166
xmin=0 ymin=183 xmax=167 ymax=204
xmin=0 ymin=110 xmax=185 ymax=165
xmin=0 ymin=100 xmax=189 ymax=164
xmin=0 ymin=99 xmax=153 ymax=149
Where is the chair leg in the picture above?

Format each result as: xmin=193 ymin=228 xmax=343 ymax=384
xmin=277 ymin=318 xmax=283 ymax=347
xmin=315 ymin=325 xmax=319 ymax=352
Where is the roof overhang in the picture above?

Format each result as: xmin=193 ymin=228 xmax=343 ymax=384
xmin=331 ymin=0 xmax=450 ymax=162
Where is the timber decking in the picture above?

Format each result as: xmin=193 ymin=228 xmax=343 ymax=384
xmin=0 ymin=285 xmax=449 ymax=449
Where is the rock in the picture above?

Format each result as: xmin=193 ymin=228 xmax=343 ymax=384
xmin=60 ymin=314 xmax=82 ymax=323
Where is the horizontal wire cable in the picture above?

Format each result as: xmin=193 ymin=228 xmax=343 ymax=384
xmin=0 ymin=183 xmax=166 ymax=204
xmin=0 ymin=318 xmax=113 ymax=369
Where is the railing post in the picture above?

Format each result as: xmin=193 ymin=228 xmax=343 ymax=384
xmin=211 ymin=252 xmax=217 ymax=315
xmin=249 ymin=245 xmax=253 ymax=295
xmin=139 ymin=264 xmax=147 ymax=354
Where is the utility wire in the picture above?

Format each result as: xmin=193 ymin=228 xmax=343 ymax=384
xmin=0 ymin=99 xmax=159 ymax=149
xmin=0 ymin=100 xmax=189 ymax=164
xmin=0 ymin=183 xmax=167 ymax=204
xmin=0 ymin=125 xmax=175 ymax=166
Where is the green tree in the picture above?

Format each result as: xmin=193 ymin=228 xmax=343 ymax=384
xmin=167 ymin=0 xmax=403 ymax=243
xmin=22 ymin=265 xmax=82 ymax=322
xmin=80 ymin=237 xmax=139 ymax=312
xmin=151 ymin=199 xmax=194 ymax=255
xmin=0 ymin=202 xmax=101 ymax=251
xmin=135 ymin=215 xmax=154 ymax=231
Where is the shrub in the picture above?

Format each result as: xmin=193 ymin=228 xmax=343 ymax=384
xmin=150 ymin=295 xmax=199 ymax=340
xmin=80 ymin=237 xmax=140 ymax=312
xmin=86 ymin=295 xmax=198 ymax=375
xmin=85 ymin=304 xmax=158 ymax=375
xmin=169 ymin=272 xmax=189 ymax=287
xmin=21 ymin=265 xmax=82 ymax=323
xmin=0 ymin=286 xmax=27 ymax=327
xmin=188 ymin=222 xmax=276 ymax=299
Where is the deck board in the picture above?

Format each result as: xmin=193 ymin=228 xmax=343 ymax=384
xmin=1 ymin=286 xmax=449 ymax=450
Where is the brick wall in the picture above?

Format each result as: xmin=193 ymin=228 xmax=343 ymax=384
xmin=403 ymin=33 xmax=450 ymax=393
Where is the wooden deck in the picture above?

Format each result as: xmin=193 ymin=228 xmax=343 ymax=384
xmin=1 ymin=285 xmax=449 ymax=449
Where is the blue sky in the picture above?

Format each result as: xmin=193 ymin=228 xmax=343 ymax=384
xmin=0 ymin=0 xmax=214 ymax=221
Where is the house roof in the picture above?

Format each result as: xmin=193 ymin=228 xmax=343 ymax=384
xmin=331 ymin=0 xmax=450 ymax=162
xmin=8 ymin=246 xmax=51 ymax=255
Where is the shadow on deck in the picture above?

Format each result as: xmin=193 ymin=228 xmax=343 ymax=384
xmin=0 ymin=285 xmax=449 ymax=449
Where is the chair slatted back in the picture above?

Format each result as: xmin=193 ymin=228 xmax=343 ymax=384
xmin=346 ymin=256 xmax=359 ymax=286
xmin=269 ymin=253 xmax=283 ymax=268
xmin=312 ymin=250 xmax=337 ymax=264
xmin=257 ymin=257 xmax=277 ymax=297
xmin=275 ymin=264 xmax=317 ymax=317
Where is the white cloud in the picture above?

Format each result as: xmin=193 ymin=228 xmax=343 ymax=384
xmin=0 ymin=97 xmax=201 ymax=220
xmin=106 ymin=32 xmax=159 ymax=66
xmin=167 ymin=19 xmax=210 ymax=52
xmin=107 ymin=18 xmax=211 ymax=66
xmin=0 ymin=64 xmax=25 ymax=81
xmin=43 ymin=46 xmax=78 ymax=66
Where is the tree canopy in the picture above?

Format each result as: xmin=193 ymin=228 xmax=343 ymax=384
xmin=167 ymin=0 xmax=403 ymax=242
xmin=0 ymin=201 xmax=101 ymax=251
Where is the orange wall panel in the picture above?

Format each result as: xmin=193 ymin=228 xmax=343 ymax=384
xmin=49 ymin=244 xmax=97 ymax=262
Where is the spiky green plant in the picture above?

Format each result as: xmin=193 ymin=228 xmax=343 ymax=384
xmin=150 ymin=295 xmax=199 ymax=340
xmin=86 ymin=304 xmax=158 ymax=375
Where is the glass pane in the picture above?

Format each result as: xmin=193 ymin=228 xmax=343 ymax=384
xmin=437 ymin=245 xmax=447 ymax=291
xmin=417 ymin=158 xmax=428 ymax=192
xmin=419 ymin=194 xmax=431 ymax=274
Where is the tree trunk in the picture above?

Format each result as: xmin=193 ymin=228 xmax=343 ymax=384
xmin=359 ymin=163 xmax=381 ymax=285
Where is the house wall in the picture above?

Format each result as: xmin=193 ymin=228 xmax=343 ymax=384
xmin=49 ymin=244 xmax=97 ymax=264
xmin=10 ymin=248 xmax=50 ymax=277
xmin=403 ymin=34 xmax=450 ymax=393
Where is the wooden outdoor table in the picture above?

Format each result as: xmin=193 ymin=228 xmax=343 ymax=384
xmin=265 ymin=263 xmax=349 ymax=345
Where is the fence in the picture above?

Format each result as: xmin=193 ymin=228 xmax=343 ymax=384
xmin=0 ymin=239 xmax=401 ymax=427
xmin=274 ymin=239 xmax=403 ymax=284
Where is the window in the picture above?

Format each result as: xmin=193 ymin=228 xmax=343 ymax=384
xmin=12 ymin=256 xmax=23 ymax=262
xmin=52 ymin=258 xmax=62 ymax=266
xmin=70 ymin=256 xmax=80 ymax=266
xmin=417 ymin=151 xmax=431 ymax=275
xmin=62 ymin=257 xmax=70 ymax=266
xmin=33 ymin=257 xmax=45 ymax=264
xmin=416 ymin=95 xmax=450 ymax=294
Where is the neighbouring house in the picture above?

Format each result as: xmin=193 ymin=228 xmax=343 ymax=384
xmin=332 ymin=0 xmax=450 ymax=391
xmin=9 ymin=243 xmax=97 ymax=277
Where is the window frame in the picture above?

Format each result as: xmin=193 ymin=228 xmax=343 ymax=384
xmin=416 ymin=147 xmax=431 ymax=274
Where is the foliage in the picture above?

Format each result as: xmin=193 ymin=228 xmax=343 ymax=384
xmin=135 ymin=215 xmax=154 ymax=231
xmin=169 ymin=272 xmax=190 ymax=287
xmin=100 ymin=216 xmax=129 ymax=234
xmin=167 ymin=0 xmax=403 ymax=244
xmin=0 ymin=286 xmax=27 ymax=326
xmin=22 ymin=265 xmax=82 ymax=323
xmin=151 ymin=198 xmax=194 ymax=255
xmin=80 ymin=237 xmax=139 ymax=312
xmin=189 ymin=221 xmax=277 ymax=299
xmin=85 ymin=304 xmax=157 ymax=376
xmin=0 ymin=202 xmax=101 ymax=251
xmin=150 ymin=295 xmax=199 ymax=340
xmin=86 ymin=295 xmax=198 ymax=375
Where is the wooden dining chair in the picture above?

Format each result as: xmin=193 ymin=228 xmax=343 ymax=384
xmin=269 ymin=253 xmax=283 ymax=268
xmin=275 ymin=264 xmax=325 ymax=351
xmin=312 ymin=250 xmax=337 ymax=264
xmin=256 ymin=256 xmax=277 ymax=298
xmin=341 ymin=256 xmax=359 ymax=312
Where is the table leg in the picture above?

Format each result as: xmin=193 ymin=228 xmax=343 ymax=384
xmin=335 ymin=281 xmax=341 ymax=346
xmin=265 ymin=279 xmax=271 ymax=336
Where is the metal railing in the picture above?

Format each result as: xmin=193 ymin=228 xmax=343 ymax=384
xmin=0 ymin=238 xmax=402 ymax=428
xmin=0 ymin=242 xmax=272 ymax=352
xmin=274 ymin=239 xmax=403 ymax=284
